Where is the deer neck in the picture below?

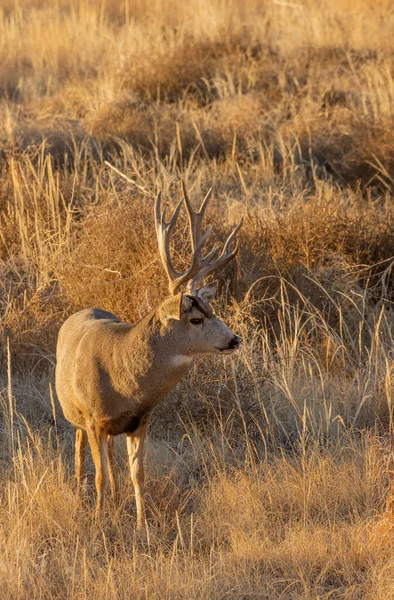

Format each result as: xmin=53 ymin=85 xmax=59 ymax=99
xmin=114 ymin=310 xmax=192 ymax=406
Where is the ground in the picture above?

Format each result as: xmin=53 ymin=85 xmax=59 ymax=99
xmin=2 ymin=0 xmax=394 ymax=598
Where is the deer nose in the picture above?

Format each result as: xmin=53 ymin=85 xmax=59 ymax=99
xmin=229 ymin=335 xmax=241 ymax=350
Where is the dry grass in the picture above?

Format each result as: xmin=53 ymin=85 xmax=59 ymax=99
xmin=2 ymin=0 xmax=394 ymax=597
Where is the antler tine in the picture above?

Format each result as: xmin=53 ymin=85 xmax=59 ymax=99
xmin=221 ymin=217 xmax=243 ymax=254
xmin=199 ymin=186 xmax=213 ymax=217
xmin=155 ymin=192 xmax=183 ymax=235
xmin=186 ymin=216 xmax=244 ymax=295
xmin=155 ymin=191 xmax=213 ymax=295
xmin=155 ymin=192 xmax=183 ymax=294
xmin=155 ymin=187 xmax=243 ymax=296
xmin=181 ymin=181 xmax=213 ymax=252
xmin=181 ymin=181 xmax=213 ymax=217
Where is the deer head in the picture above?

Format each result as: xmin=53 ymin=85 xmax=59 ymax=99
xmin=155 ymin=183 xmax=243 ymax=356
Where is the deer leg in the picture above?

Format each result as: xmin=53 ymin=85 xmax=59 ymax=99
xmin=126 ymin=423 xmax=148 ymax=533
xmin=75 ymin=428 xmax=87 ymax=497
xmin=107 ymin=435 xmax=119 ymax=502
xmin=87 ymin=425 xmax=109 ymax=515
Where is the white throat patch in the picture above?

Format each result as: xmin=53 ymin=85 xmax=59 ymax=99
xmin=171 ymin=355 xmax=193 ymax=368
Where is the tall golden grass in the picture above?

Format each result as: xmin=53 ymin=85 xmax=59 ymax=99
xmin=2 ymin=0 xmax=394 ymax=597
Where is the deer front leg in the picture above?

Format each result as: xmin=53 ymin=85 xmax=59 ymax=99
xmin=87 ymin=424 xmax=109 ymax=516
xmin=107 ymin=435 xmax=119 ymax=502
xmin=126 ymin=422 xmax=148 ymax=534
xmin=75 ymin=428 xmax=87 ymax=497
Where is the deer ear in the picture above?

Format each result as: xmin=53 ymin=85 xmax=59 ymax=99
xmin=160 ymin=293 xmax=183 ymax=321
xmin=196 ymin=281 xmax=218 ymax=304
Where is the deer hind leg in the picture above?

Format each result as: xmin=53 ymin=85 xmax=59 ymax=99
xmin=107 ymin=435 xmax=119 ymax=502
xmin=87 ymin=424 xmax=109 ymax=516
xmin=126 ymin=422 xmax=148 ymax=533
xmin=75 ymin=428 xmax=88 ymax=497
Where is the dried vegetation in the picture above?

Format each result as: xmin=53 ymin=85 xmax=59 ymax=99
xmin=2 ymin=0 xmax=394 ymax=597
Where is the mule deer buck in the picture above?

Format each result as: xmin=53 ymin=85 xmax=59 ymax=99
xmin=55 ymin=183 xmax=242 ymax=534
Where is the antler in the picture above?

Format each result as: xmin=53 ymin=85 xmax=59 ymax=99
xmin=155 ymin=184 xmax=243 ymax=296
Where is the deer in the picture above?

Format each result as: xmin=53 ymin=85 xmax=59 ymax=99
xmin=55 ymin=182 xmax=243 ymax=535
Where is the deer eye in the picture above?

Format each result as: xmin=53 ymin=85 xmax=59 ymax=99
xmin=190 ymin=318 xmax=203 ymax=325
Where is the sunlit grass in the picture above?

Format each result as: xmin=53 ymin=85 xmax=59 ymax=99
xmin=2 ymin=0 xmax=394 ymax=597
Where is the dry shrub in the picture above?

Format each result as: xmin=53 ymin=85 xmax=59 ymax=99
xmin=57 ymin=184 xmax=245 ymax=321
xmin=3 ymin=0 xmax=394 ymax=190
xmin=3 ymin=410 xmax=393 ymax=599
xmin=58 ymin=192 xmax=167 ymax=320
xmin=122 ymin=39 xmax=228 ymax=104
xmin=199 ymin=438 xmax=387 ymax=548
xmin=2 ymin=2 xmax=394 ymax=597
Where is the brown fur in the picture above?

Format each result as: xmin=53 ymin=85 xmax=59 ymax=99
xmin=55 ymin=284 xmax=240 ymax=532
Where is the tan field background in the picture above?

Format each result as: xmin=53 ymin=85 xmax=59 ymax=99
xmin=2 ymin=0 xmax=394 ymax=597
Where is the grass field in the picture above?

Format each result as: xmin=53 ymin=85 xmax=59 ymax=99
xmin=2 ymin=0 xmax=394 ymax=597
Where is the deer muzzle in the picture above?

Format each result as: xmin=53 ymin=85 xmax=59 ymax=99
xmin=228 ymin=335 xmax=241 ymax=350
xmin=216 ymin=335 xmax=241 ymax=353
